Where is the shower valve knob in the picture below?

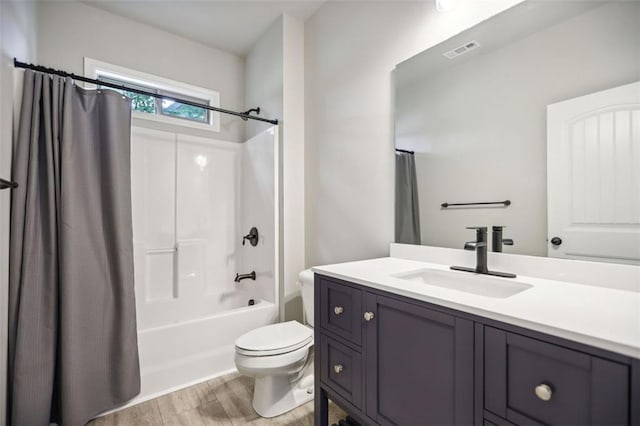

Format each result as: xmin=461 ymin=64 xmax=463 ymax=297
xmin=242 ymin=227 xmax=259 ymax=247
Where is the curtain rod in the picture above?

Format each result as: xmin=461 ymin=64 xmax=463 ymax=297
xmin=14 ymin=59 xmax=279 ymax=126
xmin=395 ymin=148 xmax=414 ymax=155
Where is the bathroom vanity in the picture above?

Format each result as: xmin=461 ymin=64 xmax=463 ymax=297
xmin=312 ymin=248 xmax=640 ymax=426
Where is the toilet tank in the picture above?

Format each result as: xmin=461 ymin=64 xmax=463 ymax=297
xmin=299 ymin=269 xmax=315 ymax=327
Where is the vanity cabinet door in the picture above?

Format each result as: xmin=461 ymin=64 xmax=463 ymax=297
xmin=484 ymin=326 xmax=630 ymax=425
xmin=363 ymin=293 xmax=474 ymax=426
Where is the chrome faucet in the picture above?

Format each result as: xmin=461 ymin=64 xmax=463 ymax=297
xmin=451 ymin=227 xmax=516 ymax=278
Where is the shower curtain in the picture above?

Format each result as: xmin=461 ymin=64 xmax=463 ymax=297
xmin=395 ymin=151 xmax=421 ymax=244
xmin=8 ymin=70 xmax=140 ymax=425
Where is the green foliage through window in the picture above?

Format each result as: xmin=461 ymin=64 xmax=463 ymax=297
xmin=98 ymin=76 xmax=210 ymax=124
xmin=161 ymin=99 xmax=207 ymax=122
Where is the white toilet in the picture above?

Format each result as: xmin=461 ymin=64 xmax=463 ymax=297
xmin=234 ymin=270 xmax=315 ymax=418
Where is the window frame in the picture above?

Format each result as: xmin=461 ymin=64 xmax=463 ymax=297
xmin=84 ymin=57 xmax=221 ymax=132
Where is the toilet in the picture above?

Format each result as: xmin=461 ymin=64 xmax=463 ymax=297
xmin=234 ymin=269 xmax=315 ymax=418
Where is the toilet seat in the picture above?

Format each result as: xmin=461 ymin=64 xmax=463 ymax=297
xmin=236 ymin=321 xmax=313 ymax=357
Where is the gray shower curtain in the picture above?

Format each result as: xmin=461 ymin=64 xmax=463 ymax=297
xmin=8 ymin=70 xmax=140 ymax=426
xmin=395 ymin=151 xmax=421 ymax=244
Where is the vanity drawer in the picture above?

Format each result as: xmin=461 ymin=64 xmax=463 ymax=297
xmin=484 ymin=327 xmax=630 ymax=425
xmin=319 ymin=333 xmax=363 ymax=409
xmin=319 ymin=278 xmax=362 ymax=346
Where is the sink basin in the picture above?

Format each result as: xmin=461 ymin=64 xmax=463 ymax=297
xmin=392 ymin=268 xmax=532 ymax=298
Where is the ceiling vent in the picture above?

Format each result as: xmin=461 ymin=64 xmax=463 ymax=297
xmin=443 ymin=40 xmax=480 ymax=59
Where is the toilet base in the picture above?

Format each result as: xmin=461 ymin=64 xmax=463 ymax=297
xmin=252 ymin=371 xmax=314 ymax=418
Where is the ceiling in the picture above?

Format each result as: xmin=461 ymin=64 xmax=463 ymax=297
xmin=82 ymin=0 xmax=326 ymax=56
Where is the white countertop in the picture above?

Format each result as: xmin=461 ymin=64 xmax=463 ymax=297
xmin=312 ymin=257 xmax=640 ymax=359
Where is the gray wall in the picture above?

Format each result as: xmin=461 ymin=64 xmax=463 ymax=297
xmin=304 ymin=0 xmax=521 ymax=267
xmin=36 ymin=2 xmax=246 ymax=142
xmin=396 ymin=2 xmax=640 ymax=256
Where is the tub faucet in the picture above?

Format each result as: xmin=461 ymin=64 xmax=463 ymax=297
xmin=451 ymin=227 xmax=516 ymax=278
xmin=235 ymin=271 xmax=256 ymax=282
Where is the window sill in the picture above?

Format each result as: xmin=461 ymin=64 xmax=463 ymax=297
xmin=132 ymin=111 xmax=220 ymax=133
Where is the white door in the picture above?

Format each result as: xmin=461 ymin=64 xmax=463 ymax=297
xmin=547 ymin=81 xmax=640 ymax=264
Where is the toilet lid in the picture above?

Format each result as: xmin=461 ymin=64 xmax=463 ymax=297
xmin=235 ymin=321 xmax=313 ymax=356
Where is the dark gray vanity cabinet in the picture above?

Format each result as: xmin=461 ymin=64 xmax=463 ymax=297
xmin=315 ymin=275 xmax=474 ymax=426
xmin=314 ymin=273 xmax=639 ymax=426
xmin=363 ymin=293 xmax=474 ymax=425
xmin=483 ymin=327 xmax=630 ymax=426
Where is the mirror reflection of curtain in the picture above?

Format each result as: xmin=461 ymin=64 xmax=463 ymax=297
xmin=8 ymin=70 xmax=141 ymax=426
xmin=395 ymin=152 xmax=421 ymax=244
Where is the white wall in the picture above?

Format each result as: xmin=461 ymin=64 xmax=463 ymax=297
xmin=281 ymin=15 xmax=306 ymax=322
xmin=245 ymin=15 xmax=305 ymax=321
xmin=396 ymin=2 xmax=640 ymax=256
xmin=36 ymin=2 xmax=246 ymax=142
xmin=0 ymin=1 xmax=38 ymax=422
xmin=241 ymin=128 xmax=278 ymax=306
xmin=245 ymin=17 xmax=284 ymax=139
xmin=304 ymin=0 xmax=522 ymax=267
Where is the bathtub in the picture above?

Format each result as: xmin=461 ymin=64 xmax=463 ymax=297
xmin=125 ymin=126 xmax=280 ymax=407
xmin=130 ymin=298 xmax=278 ymax=404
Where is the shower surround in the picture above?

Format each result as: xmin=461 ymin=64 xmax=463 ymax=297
xmin=130 ymin=126 xmax=279 ymax=402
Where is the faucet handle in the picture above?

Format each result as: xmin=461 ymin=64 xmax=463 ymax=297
xmin=464 ymin=241 xmax=487 ymax=250
xmin=466 ymin=226 xmax=487 ymax=231
xmin=492 ymin=225 xmax=506 ymax=231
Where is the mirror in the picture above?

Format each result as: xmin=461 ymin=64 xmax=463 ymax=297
xmin=394 ymin=0 xmax=640 ymax=264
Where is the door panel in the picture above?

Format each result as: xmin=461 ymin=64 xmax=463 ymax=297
xmin=364 ymin=293 xmax=473 ymax=425
xmin=547 ymin=81 xmax=640 ymax=264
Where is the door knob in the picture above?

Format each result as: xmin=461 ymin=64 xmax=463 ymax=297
xmin=333 ymin=364 xmax=343 ymax=374
xmin=363 ymin=312 xmax=375 ymax=321
xmin=333 ymin=306 xmax=344 ymax=315
xmin=550 ymin=237 xmax=562 ymax=246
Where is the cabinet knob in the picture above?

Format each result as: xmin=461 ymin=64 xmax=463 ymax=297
xmin=333 ymin=306 xmax=344 ymax=315
xmin=363 ymin=311 xmax=375 ymax=321
xmin=535 ymin=384 xmax=553 ymax=401
xmin=333 ymin=364 xmax=343 ymax=374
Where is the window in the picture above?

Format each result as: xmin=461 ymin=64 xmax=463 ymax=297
xmin=85 ymin=58 xmax=220 ymax=131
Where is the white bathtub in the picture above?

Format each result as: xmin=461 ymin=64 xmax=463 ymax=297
xmin=131 ymin=298 xmax=278 ymax=403
xmin=125 ymin=126 xmax=280 ymax=408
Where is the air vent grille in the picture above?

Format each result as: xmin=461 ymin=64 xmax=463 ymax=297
xmin=443 ymin=40 xmax=480 ymax=59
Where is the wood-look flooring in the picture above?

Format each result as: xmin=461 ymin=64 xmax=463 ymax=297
xmin=88 ymin=372 xmax=347 ymax=425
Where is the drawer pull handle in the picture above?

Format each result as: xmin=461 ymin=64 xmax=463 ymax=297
xmin=364 ymin=311 xmax=375 ymax=321
xmin=334 ymin=306 xmax=344 ymax=315
xmin=333 ymin=364 xmax=344 ymax=374
xmin=535 ymin=384 xmax=553 ymax=401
